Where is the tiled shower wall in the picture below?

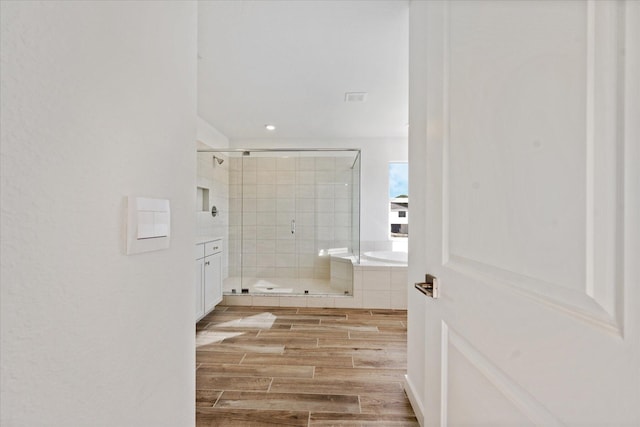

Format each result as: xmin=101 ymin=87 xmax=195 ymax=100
xmin=228 ymin=155 xmax=354 ymax=280
xmin=196 ymin=152 xmax=229 ymax=278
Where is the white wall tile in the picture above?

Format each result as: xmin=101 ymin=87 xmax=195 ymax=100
xmin=223 ymin=295 xmax=253 ymax=306
xmin=297 ymin=157 xmax=315 ymax=170
xmin=391 ymin=268 xmax=408 ymax=289
xmin=307 ymin=296 xmax=335 ymax=308
xmin=279 ymin=296 xmax=306 ymax=307
xmin=297 ymin=171 xmax=315 ymax=184
xmin=256 ymin=199 xmax=276 ymax=212
xmin=334 ymin=293 xmax=362 ymax=308
xmin=362 ymin=291 xmax=391 ymax=309
xmin=256 ymin=170 xmax=276 ymax=184
xmin=256 ymin=239 xmax=276 ymax=253
xmin=390 ymin=286 xmax=408 ymax=309
xmin=276 ymin=184 xmax=295 ymax=199
xmin=257 ymin=157 xmax=277 ymax=171
xmin=252 ymin=295 xmax=281 ymax=307
xmin=362 ymin=269 xmax=391 ymax=291
xmin=256 ymin=213 xmax=277 ymax=226
xmin=256 ymin=226 xmax=276 ymax=239
xmin=276 ymin=157 xmax=296 ymax=171
xmin=256 ymin=184 xmax=276 ymax=198
xmin=257 ymin=253 xmax=276 ymax=267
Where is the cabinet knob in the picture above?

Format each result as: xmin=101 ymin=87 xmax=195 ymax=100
xmin=205 ymin=261 xmax=210 ymax=266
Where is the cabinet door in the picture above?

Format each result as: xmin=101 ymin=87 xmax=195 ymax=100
xmin=212 ymin=252 xmax=223 ymax=305
xmin=195 ymin=258 xmax=204 ymax=321
xmin=203 ymin=252 xmax=222 ymax=313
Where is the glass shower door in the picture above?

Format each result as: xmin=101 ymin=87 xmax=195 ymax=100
xmin=240 ymin=151 xmax=301 ymax=294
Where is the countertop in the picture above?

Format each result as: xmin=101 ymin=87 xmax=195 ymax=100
xmin=196 ymin=236 xmax=223 ymax=245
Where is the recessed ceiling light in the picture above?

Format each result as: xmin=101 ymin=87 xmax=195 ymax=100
xmin=265 ymin=124 xmax=276 ymax=131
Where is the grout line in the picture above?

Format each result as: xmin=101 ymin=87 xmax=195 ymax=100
xmin=212 ymin=390 xmax=223 ymax=408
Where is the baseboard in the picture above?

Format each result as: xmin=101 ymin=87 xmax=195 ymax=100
xmin=404 ymin=374 xmax=425 ymax=426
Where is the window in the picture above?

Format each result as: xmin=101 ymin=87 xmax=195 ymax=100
xmin=389 ymin=162 xmax=408 ymax=238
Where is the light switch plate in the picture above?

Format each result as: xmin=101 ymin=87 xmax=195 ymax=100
xmin=126 ymin=196 xmax=171 ymax=255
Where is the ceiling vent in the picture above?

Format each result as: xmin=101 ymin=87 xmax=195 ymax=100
xmin=344 ymin=92 xmax=368 ymax=103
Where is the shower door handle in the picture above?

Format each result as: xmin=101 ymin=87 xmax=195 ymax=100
xmin=291 ymin=219 xmax=296 ymax=234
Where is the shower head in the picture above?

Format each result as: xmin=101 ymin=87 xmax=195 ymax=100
xmin=213 ymin=155 xmax=224 ymax=165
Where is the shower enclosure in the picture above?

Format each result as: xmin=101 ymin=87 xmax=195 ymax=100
xmin=197 ymin=148 xmax=361 ymax=297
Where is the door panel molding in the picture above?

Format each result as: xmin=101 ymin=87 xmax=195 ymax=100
xmin=442 ymin=321 xmax=564 ymax=427
xmin=441 ymin=0 xmax=625 ymax=335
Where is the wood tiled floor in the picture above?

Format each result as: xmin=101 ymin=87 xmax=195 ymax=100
xmin=196 ymin=306 xmax=418 ymax=426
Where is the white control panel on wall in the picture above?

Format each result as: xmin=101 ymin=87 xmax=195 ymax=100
xmin=126 ymin=196 xmax=171 ymax=255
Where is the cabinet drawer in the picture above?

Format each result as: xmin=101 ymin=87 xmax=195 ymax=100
xmin=195 ymin=244 xmax=205 ymax=260
xmin=205 ymin=240 xmax=222 ymax=256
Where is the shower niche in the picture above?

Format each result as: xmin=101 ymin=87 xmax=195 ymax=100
xmin=197 ymin=149 xmax=361 ymax=297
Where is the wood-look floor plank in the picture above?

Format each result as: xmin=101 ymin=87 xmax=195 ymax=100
xmin=221 ymin=335 xmax=319 ymax=349
xmin=242 ymin=353 xmax=352 ymax=368
xmin=270 ymin=378 xmax=403 ymax=395
xmin=348 ymin=330 xmax=407 ymax=341
xmin=291 ymin=324 xmax=379 ymax=333
xmin=353 ymin=351 xmax=407 ymax=369
xmin=196 ymin=390 xmax=222 ymax=407
xmin=257 ymin=329 xmax=350 ymax=339
xmin=320 ymin=318 xmax=406 ymax=328
xmin=221 ymin=306 xmax=300 ymax=314
xmin=198 ymin=363 xmax=314 ymax=379
xmin=271 ymin=314 xmax=348 ymax=322
xmin=215 ymin=390 xmax=360 ymax=413
xmin=314 ymin=366 xmax=406 ymax=382
xmin=198 ymin=341 xmax=285 ymax=353
xmin=195 ymin=330 xmax=259 ymax=348
xmin=359 ymin=391 xmax=417 ymax=416
xmin=196 ymin=351 xmax=245 ymax=364
xmin=309 ymin=412 xmax=418 ymax=426
xmin=197 ymin=407 xmax=309 ymax=427
xmin=196 ymin=375 xmax=272 ymax=391
xmin=317 ymin=338 xmax=405 ymax=350
xmin=196 ymin=306 xmax=415 ymax=426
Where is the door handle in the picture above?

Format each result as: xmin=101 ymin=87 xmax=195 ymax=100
xmin=415 ymin=274 xmax=439 ymax=298
xmin=291 ymin=219 xmax=296 ymax=234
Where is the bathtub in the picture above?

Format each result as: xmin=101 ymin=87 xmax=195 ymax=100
xmin=362 ymin=251 xmax=408 ymax=264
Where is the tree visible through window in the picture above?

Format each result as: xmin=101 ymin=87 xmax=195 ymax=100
xmin=389 ymin=163 xmax=408 ymax=238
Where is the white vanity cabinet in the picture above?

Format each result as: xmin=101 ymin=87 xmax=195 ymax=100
xmin=195 ymin=238 xmax=223 ymax=322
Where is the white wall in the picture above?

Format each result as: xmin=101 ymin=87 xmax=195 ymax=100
xmin=197 ymin=116 xmax=230 ymax=149
xmin=229 ymin=138 xmax=408 ymax=248
xmin=0 ymin=2 xmax=197 ymax=426
xmin=196 ymin=117 xmax=230 ymax=278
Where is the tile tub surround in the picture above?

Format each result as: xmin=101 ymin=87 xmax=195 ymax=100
xmin=195 ymin=306 xmax=417 ymax=426
xmin=222 ymin=257 xmax=408 ymax=309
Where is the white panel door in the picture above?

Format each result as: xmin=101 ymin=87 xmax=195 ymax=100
xmin=414 ymin=1 xmax=640 ymax=425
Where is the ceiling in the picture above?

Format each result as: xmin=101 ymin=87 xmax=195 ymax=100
xmin=197 ymin=0 xmax=409 ymax=141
